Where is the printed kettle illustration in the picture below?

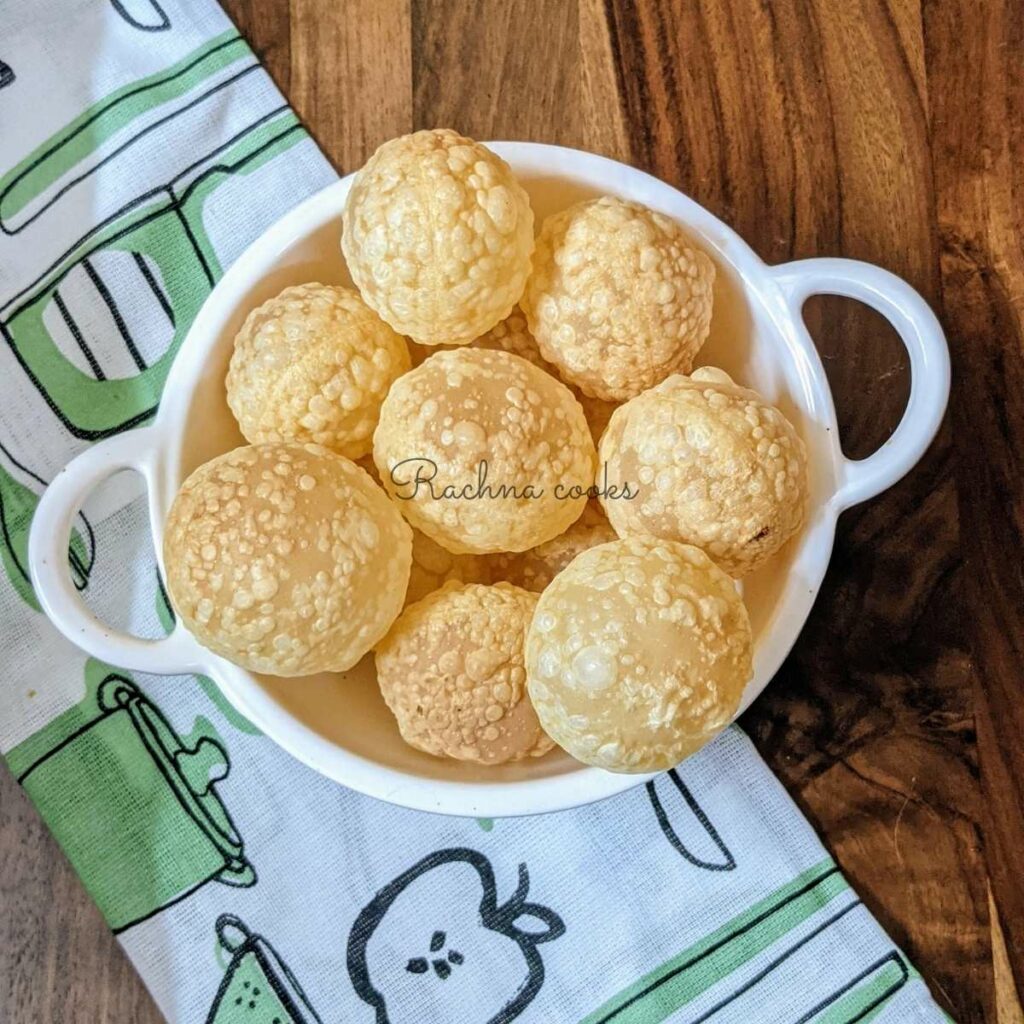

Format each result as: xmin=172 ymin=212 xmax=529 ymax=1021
xmin=348 ymin=848 xmax=565 ymax=1024
xmin=206 ymin=915 xmax=322 ymax=1024
xmin=16 ymin=675 xmax=255 ymax=932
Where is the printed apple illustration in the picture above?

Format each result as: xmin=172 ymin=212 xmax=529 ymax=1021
xmin=347 ymin=847 xmax=565 ymax=1024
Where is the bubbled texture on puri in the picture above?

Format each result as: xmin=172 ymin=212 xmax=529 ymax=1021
xmin=599 ymin=366 xmax=808 ymax=577
xmin=488 ymin=501 xmax=616 ymax=593
xmin=373 ymin=348 xmax=597 ymax=555
xmin=522 ymin=196 xmax=716 ymax=402
xmin=405 ymin=528 xmax=491 ymax=606
xmin=163 ymin=443 xmax=412 ymax=676
xmin=408 ymin=307 xmax=619 ymax=443
xmin=341 ymin=129 xmax=534 ymax=346
xmin=376 ymin=582 xmax=554 ymax=764
xmin=226 ymin=284 xmax=411 ymax=460
xmin=476 ymin=306 xmax=620 ymax=444
xmin=526 ymin=537 xmax=752 ymax=773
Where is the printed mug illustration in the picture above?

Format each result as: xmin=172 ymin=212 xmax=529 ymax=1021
xmin=13 ymin=671 xmax=255 ymax=932
xmin=0 ymin=31 xmax=307 ymax=440
xmin=206 ymin=915 xmax=322 ymax=1024
xmin=0 ymin=437 xmax=95 ymax=610
xmin=646 ymin=769 xmax=736 ymax=871
xmin=348 ymin=847 xmax=566 ymax=1024
xmin=110 ymin=0 xmax=171 ymax=32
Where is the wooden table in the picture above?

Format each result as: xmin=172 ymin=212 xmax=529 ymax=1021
xmin=2 ymin=2 xmax=1022 ymax=1021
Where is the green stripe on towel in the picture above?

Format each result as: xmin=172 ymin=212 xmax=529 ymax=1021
xmin=0 ymin=30 xmax=247 ymax=218
xmin=581 ymin=860 xmax=848 ymax=1024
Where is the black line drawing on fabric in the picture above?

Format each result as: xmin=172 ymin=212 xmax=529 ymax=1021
xmin=0 ymin=437 xmax=95 ymax=609
xmin=3 ymin=61 xmax=262 ymax=237
xmin=81 ymin=255 xmax=149 ymax=370
xmin=206 ymin=915 xmax=323 ymax=1024
xmin=0 ymin=61 xmax=14 ymax=89
xmin=0 ymin=30 xmax=307 ymax=441
xmin=44 ymin=250 xmax=177 ymax=381
xmin=348 ymin=847 xmax=566 ymax=1024
xmin=675 ymin=899 xmax=865 ymax=1024
xmin=790 ymin=951 xmax=909 ymax=1024
xmin=585 ymin=865 xmax=844 ymax=1024
xmin=647 ymin=769 xmax=736 ymax=871
xmin=110 ymin=0 xmax=171 ymax=32
xmin=14 ymin=672 xmax=255 ymax=933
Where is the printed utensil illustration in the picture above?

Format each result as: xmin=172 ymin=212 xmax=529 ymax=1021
xmin=111 ymin=0 xmax=171 ymax=32
xmin=206 ymin=915 xmax=322 ymax=1024
xmin=16 ymin=674 xmax=254 ymax=932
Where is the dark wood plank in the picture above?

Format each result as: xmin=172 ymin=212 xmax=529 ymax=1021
xmin=288 ymin=0 xmax=412 ymax=172
xmin=411 ymin=0 xmax=588 ymax=145
xmin=223 ymin=0 xmax=292 ymax=95
xmin=924 ymin=0 xmax=1024 ymax=1001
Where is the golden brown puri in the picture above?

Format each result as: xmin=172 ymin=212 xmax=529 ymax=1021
xmin=526 ymin=537 xmax=752 ymax=773
xmin=163 ymin=443 xmax=411 ymax=676
xmin=342 ymin=129 xmax=534 ymax=346
xmin=600 ymin=367 xmax=808 ymax=577
xmin=373 ymin=348 xmax=596 ymax=555
xmin=522 ymin=196 xmax=715 ymax=402
xmin=376 ymin=582 xmax=553 ymax=764
xmin=408 ymin=306 xmax=620 ymax=444
xmin=226 ymin=284 xmax=410 ymax=461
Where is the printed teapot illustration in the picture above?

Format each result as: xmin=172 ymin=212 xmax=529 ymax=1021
xmin=15 ymin=674 xmax=255 ymax=932
xmin=347 ymin=848 xmax=565 ymax=1024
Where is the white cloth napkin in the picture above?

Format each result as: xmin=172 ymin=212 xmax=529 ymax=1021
xmin=0 ymin=3 xmax=950 ymax=1022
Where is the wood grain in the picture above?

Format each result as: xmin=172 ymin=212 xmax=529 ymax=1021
xmin=926 ymin=0 xmax=1024 ymax=1000
xmin=289 ymin=0 xmax=412 ymax=172
xmin=3 ymin=1 xmax=1022 ymax=1021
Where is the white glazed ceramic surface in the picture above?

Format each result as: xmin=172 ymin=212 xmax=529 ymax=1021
xmin=29 ymin=143 xmax=950 ymax=816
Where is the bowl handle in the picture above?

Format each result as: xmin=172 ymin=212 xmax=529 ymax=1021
xmin=771 ymin=257 xmax=950 ymax=511
xmin=28 ymin=428 xmax=209 ymax=675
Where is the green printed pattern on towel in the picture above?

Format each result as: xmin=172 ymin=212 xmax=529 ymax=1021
xmin=581 ymin=860 xmax=848 ymax=1024
xmin=0 ymin=31 xmax=248 ymax=218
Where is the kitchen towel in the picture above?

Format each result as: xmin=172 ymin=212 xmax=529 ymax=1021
xmin=0 ymin=3 xmax=950 ymax=1023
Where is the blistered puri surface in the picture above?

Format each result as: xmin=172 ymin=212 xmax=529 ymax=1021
xmin=227 ymin=284 xmax=410 ymax=460
xmin=599 ymin=367 xmax=808 ymax=576
xmin=373 ymin=348 xmax=597 ymax=554
xmin=376 ymin=581 xmax=554 ymax=763
xmin=522 ymin=196 xmax=715 ymax=402
xmin=164 ymin=443 xmax=411 ymax=676
xmin=526 ymin=537 xmax=752 ymax=772
xmin=342 ymin=129 xmax=534 ymax=346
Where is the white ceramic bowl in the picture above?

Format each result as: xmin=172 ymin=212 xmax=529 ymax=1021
xmin=29 ymin=143 xmax=949 ymax=817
